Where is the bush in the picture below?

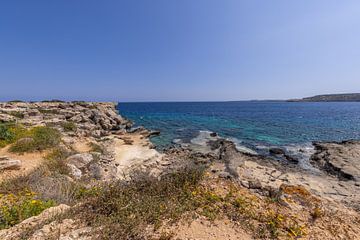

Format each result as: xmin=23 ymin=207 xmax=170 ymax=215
xmin=0 ymin=190 xmax=56 ymax=229
xmin=0 ymin=125 xmax=14 ymax=142
xmin=61 ymin=122 xmax=77 ymax=132
xmin=9 ymin=126 xmax=61 ymax=153
xmin=0 ymin=124 xmax=27 ymax=148
xmin=88 ymin=142 xmax=104 ymax=154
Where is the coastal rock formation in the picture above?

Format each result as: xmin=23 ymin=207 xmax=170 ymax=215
xmin=311 ymin=141 xmax=360 ymax=182
xmin=0 ymin=101 xmax=131 ymax=138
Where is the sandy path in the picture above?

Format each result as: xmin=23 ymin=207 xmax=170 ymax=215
xmin=0 ymin=146 xmax=45 ymax=182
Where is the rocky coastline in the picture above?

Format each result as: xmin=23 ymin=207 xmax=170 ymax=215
xmin=0 ymin=101 xmax=360 ymax=239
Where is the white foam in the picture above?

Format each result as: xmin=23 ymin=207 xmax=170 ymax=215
xmin=227 ymin=137 xmax=258 ymax=155
xmin=190 ymin=130 xmax=219 ymax=146
xmin=284 ymin=143 xmax=318 ymax=171
xmin=172 ymin=138 xmax=182 ymax=144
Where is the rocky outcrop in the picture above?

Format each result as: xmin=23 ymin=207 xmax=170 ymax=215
xmin=0 ymin=156 xmax=21 ymax=170
xmin=311 ymin=141 xmax=360 ymax=181
xmin=0 ymin=101 xmax=131 ymax=138
xmin=0 ymin=204 xmax=70 ymax=240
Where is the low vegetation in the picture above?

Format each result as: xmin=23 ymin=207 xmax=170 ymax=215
xmin=75 ymin=167 xmax=205 ymax=239
xmin=61 ymin=122 xmax=77 ymax=132
xmin=0 ymin=190 xmax=56 ymax=229
xmin=88 ymin=142 xmax=105 ymax=154
xmin=9 ymin=126 xmax=61 ymax=153
xmin=0 ymin=123 xmax=27 ymax=148
xmin=68 ymin=167 xmax=311 ymax=239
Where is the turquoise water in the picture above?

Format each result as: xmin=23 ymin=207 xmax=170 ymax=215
xmin=118 ymin=101 xmax=360 ymax=153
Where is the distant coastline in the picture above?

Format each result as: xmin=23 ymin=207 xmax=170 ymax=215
xmin=288 ymin=93 xmax=360 ymax=102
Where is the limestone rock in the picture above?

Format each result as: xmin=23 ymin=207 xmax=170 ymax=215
xmin=311 ymin=141 xmax=360 ymax=181
xmin=66 ymin=153 xmax=93 ymax=169
xmin=0 ymin=157 xmax=21 ymax=170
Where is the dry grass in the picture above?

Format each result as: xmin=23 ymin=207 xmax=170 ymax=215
xmin=73 ymin=167 xmax=205 ymax=240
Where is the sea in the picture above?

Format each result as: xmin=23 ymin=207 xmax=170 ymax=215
xmin=118 ymin=101 xmax=360 ymax=167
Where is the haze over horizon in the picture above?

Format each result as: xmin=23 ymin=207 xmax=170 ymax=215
xmin=1 ymin=1 xmax=360 ymax=102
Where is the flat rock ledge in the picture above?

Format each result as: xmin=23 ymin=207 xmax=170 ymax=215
xmin=311 ymin=140 xmax=360 ymax=182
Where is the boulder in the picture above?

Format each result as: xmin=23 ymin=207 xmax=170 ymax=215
xmin=0 ymin=113 xmax=16 ymax=122
xmin=66 ymin=153 xmax=93 ymax=169
xmin=311 ymin=141 xmax=360 ymax=181
xmin=269 ymin=148 xmax=285 ymax=155
xmin=0 ymin=157 xmax=21 ymax=170
xmin=67 ymin=164 xmax=82 ymax=179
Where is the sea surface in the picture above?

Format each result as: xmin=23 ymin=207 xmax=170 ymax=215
xmin=118 ymin=101 xmax=360 ymax=163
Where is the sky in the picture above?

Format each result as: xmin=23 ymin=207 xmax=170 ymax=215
xmin=1 ymin=0 xmax=360 ymax=102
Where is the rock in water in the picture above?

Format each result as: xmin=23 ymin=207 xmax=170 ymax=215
xmin=269 ymin=148 xmax=285 ymax=155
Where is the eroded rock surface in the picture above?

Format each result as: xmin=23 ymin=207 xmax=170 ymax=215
xmin=0 ymin=101 xmax=131 ymax=138
xmin=311 ymin=141 xmax=360 ymax=182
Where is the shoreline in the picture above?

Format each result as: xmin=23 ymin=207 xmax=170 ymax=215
xmin=1 ymin=101 xmax=360 ymax=239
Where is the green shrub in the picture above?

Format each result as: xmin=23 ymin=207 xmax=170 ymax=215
xmin=0 ymin=125 xmax=15 ymax=142
xmin=0 ymin=124 xmax=27 ymax=148
xmin=88 ymin=142 xmax=104 ymax=154
xmin=0 ymin=191 xmax=56 ymax=229
xmin=9 ymin=126 xmax=61 ymax=153
xmin=61 ymin=122 xmax=77 ymax=132
xmin=8 ymin=111 xmax=24 ymax=119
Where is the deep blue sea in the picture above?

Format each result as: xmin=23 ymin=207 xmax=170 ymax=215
xmin=118 ymin=101 xmax=360 ymax=158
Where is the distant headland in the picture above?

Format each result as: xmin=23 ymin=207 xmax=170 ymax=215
xmin=288 ymin=93 xmax=360 ymax=102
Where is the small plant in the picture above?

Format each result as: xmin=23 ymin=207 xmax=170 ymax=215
xmin=310 ymin=205 xmax=323 ymax=220
xmin=75 ymin=186 xmax=102 ymax=199
xmin=286 ymin=222 xmax=306 ymax=238
xmin=265 ymin=210 xmax=284 ymax=238
xmin=0 ymin=190 xmax=56 ymax=229
xmin=88 ymin=142 xmax=104 ymax=154
xmin=61 ymin=122 xmax=77 ymax=132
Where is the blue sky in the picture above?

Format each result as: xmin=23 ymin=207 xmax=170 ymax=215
xmin=1 ymin=0 xmax=360 ymax=101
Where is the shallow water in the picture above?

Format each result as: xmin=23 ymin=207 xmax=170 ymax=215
xmin=118 ymin=101 xmax=360 ymax=158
